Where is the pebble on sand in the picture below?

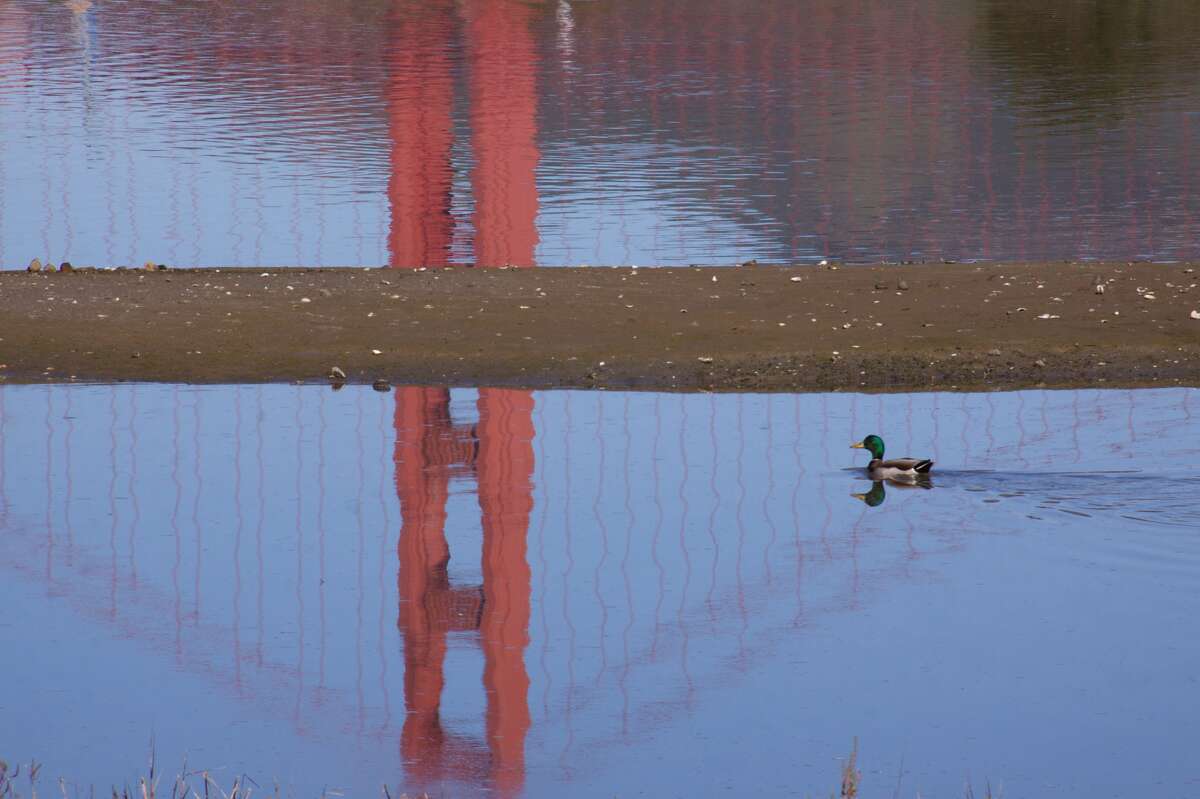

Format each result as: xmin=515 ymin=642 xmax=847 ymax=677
xmin=27 ymin=258 xmax=42 ymax=273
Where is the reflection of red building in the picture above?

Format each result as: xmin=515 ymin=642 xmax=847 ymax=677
xmin=386 ymin=0 xmax=539 ymax=268
xmin=394 ymin=387 xmax=533 ymax=795
xmin=386 ymin=2 xmax=456 ymax=268
xmin=465 ymin=0 xmax=540 ymax=267
xmin=388 ymin=1 xmax=540 ymax=793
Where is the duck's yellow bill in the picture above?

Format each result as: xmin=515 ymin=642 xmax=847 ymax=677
xmin=850 ymin=492 xmax=867 ymax=500
xmin=850 ymin=441 xmax=865 ymax=449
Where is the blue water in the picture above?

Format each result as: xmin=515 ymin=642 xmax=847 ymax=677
xmin=1 ymin=384 xmax=1198 ymax=797
xmin=2 ymin=0 xmax=1199 ymax=268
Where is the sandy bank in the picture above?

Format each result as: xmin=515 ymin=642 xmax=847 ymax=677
xmin=1 ymin=262 xmax=1198 ymax=391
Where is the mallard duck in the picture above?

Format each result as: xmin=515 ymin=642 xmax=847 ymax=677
xmin=851 ymin=434 xmax=933 ymax=481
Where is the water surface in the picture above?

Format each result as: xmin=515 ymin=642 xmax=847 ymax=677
xmin=1 ymin=384 xmax=1198 ymax=797
xmin=2 ymin=0 xmax=1199 ymax=268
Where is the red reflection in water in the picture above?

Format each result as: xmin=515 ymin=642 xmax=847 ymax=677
xmin=386 ymin=2 xmax=456 ymax=268
xmin=388 ymin=1 xmax=539 ymax=791
xmin=393 ymin=387 xmax=533 ymax=795
xmin=466 ymin=0 xmax=540 ymax=267
xmin=386 ymin=0 xmax=539 ymax=268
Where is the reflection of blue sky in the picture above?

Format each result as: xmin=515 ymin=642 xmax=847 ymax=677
xmin=536 ymin=141 xmax=790 ymax=266
xmin=1 ymin=94 xmax=794 ymax=267
xmin=0 ymin=75 xmax=391 ymax=267
xmin=1 ymin=384 xmax=1198 ymax=796
xmin=5 ymin=0 xmax=1200 ymax=268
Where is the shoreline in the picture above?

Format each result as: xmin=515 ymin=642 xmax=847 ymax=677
xmin=1 ymin=262 xmax=1198 ymax=392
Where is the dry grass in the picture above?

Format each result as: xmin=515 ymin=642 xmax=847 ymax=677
xmin=2 ymin=742 xmax=999 ymax=799
xmin=823 ymin=738 xmax=999 ymax=799
xmin=0 ymin=751 xmax=428 ymax=799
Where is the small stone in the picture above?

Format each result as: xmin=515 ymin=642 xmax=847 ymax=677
xmin=1094 ymin=284 xmax=1105 ymax=295
xmin=143 ymin=261 xmax=157 ymax=271
xmin=319 ymin=288 xmax=332 ymax=297
xmin=300 ymin=297 xmax=311 ymax=303
xmin=27 ymin=258 xmax=42 ymax=272
xmin=697 ymin=356 xmax=714 ymax=363
xmin=1034 ymin=359 xmax=1047 ymax=368
xmin=897 ymin=279 xmax=909 ymax=291
xmin=987 ymin=348 xmax=1002 ymax=356
xmin=874 ymin=282 xmax=889 ymax=290
xmin=740 ymin=259 xmax=758 ymax=267
xmin=789 ymin=276 xmax=802 ymax=283
xmin=60 ymin=262 xmax=74 ymax=272
xmin=371 ymin=349 xmax=383 ymax=355
xmin=1190 ymin=310 xmax=1200 ymax=320
xmin=372 ymin=379 xmax=391 ymax=392
xmin=328 ymin=366 xmax=347 ymax=381
xmin=45 ymin=263 xmax=58 ymax=273
xmin=131 ymin=352 xmax=141 ymax=359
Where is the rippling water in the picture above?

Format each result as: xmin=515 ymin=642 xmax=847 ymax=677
xmin=2 ymin=0 xmax=1199 ymax=268
xmin=1 ymin=384 xmax=1198 ymax=796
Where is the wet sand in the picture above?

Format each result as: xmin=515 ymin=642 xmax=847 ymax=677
xmin=1 ymin=262 xmax=1198 ymax=391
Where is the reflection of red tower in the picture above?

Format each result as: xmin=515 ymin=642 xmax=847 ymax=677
xmin=394 ymin=387 xmax=534 ymax=795
xmin=388 ymin=1 xmax=541 ymax=793
xmin=386 ymin=1 xmax=456 ymax=268
xmin=466 ymin=0 xmax=540 ymax=267
xmin=386 ymin=0 xmax=540 ymax=268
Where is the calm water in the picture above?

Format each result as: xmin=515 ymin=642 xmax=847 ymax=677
xmin=2 ymin=0 xmax=1200 ymax=268
xmin=1 ymin=384 xmax=1198 ymax=796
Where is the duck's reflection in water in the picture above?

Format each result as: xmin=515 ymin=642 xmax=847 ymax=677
xmin=851 ymin=477 xmax=933 ymax=507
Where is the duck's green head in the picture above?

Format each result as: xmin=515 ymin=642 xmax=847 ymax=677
xmin=851 ymin=434 xmax=885 ymax=459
